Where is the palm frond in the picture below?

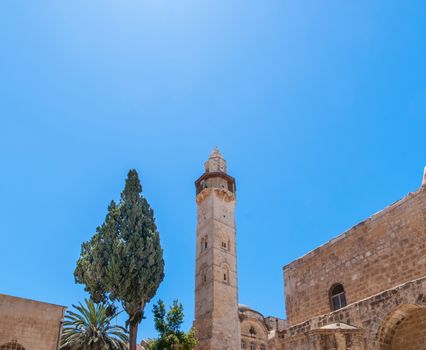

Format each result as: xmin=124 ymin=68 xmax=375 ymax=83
xmin=61 ymin=299 xmax=129 ymax=350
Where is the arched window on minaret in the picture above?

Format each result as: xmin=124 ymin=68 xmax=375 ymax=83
xmin=220 ymin=233 xmax=231 ymax=251
xmin=200 ymin=264 xmax=208 ymax=285
xmin=200 ymin=236 xmax=208 ymax=252
xmin=222 ymin=264 xmax=230 ymax=284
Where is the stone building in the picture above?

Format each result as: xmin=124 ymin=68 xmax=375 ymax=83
xmin=193 ymin=149 xmax=426 ymax=350
xmin=280 ymin=166 xmax=426 ymax=350
xmin=0 ymin=294 xmax=65 ymax=350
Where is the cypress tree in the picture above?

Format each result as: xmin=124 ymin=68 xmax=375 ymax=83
xmin=74 ymin=169 xmax=165 ymax=350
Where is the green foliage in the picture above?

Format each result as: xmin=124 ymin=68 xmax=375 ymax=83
xmin=146 ymin=300 xmax=197 ymax=350
xmin=74 ymin=169 xmax=165 ymax=350
xmin=60 ymin=299 xmax=128 ymax=350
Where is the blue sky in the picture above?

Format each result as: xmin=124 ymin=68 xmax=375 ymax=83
xmin=1 ymin=0 xmax=426 ymax=341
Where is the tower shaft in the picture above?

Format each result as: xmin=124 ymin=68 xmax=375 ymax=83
xmin=194 ymin=148 xmax=241 ymax=350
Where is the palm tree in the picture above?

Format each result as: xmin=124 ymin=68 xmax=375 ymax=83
xmin=61 ymin=299 xmax=128 ymax=350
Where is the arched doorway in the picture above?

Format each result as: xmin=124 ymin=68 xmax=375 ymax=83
xmin=0 ymin=340 xmax=26 ymax=350
xmin=378 ymin=304 xmax=426 ymax=350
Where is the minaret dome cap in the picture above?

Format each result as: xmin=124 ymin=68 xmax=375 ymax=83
xmin=204 ymin=147 xmax=227 ymax=173
xmin=209 ymin=146 xmax=223 ymax=159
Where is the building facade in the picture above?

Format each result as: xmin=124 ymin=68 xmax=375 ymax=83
xmin=0 ymin=294 xmax=65 ymax=350
xmin=280 ymin=168 xmax=426 ymax=350
xmin=193 ymin=149 xmax=426 ymax=350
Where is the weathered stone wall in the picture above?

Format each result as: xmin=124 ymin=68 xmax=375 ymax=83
xmin=264 ymin=316 xmax=287 ymax=332
xmin=284 ymin=187 xmax=426 ymax=325
xmin=238 ymin=306 xmax=287 ymax=350
xmin=240 ymin=318 xmax=269 ymax=350
xmin=0 ymin=294 xmax=65 ymax=350
xmin=279 ymin=276 xmax=426 ymax=350
xmin=390 ymin=308 xmax=426 ymax=350
xmin=195 ymin=189 xmax=240 ymax=350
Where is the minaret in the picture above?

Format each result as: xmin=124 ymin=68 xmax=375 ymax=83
xmin=194 ymin=148 xmax=241 ymax=350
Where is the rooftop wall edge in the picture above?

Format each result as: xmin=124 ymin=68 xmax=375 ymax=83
xmin=282 ymin=186 xmax=425 ymax=271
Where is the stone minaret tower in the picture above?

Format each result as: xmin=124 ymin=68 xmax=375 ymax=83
xmin=194 ymin=148 xmax=241 ymax=350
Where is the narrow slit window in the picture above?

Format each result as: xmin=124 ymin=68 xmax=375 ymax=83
xmin=200 ymin=237 xmax=208 ymax=252
xmin=222 ymin=265 xmax=230 ymax=284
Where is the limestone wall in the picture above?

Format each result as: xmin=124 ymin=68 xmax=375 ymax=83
xmin=284 ymin=187 xmax=426 ymax=325
xmin=0 ymin=294 xmax=65 ymax=350
xmin=390 ymin=308 xmax=426 ymax=350
xmin=280 ymin=276 xmax=426 ymax=350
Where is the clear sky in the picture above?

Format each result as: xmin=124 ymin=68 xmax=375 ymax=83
xmin=1 ymin=0 xmax=426 ymax=341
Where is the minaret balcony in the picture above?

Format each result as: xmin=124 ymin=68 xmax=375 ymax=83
xmin=195 ymin=172 xmax=236 ymax=195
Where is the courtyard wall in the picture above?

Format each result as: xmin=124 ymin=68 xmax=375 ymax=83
xmin=284 ymin=187 xmax=426 ymax=325
xmin=0 ymin=294 xmax=65 ymax=350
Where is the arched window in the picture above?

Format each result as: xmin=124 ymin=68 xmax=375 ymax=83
xmin=221 ymin=238 xmax=230 ymax=251
xmin=250 ymin=343 xmax=256 ymax=350
xmin=241 ymin=340 xmax=246 ymax=349
xmin=200 ymin=237 xmax=208 ymax=252
xmin=222 ymin=264 xmax=230 ymax=284
xmin=200 ymin=264 xmax=208 ymax=285
xmin=330 ymin=283 xmax=347 ymax=311
xmin=220 ymin=233 xmax=231 ymax=251
xmin=259 ymin=345 xmax=266 ymax=350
